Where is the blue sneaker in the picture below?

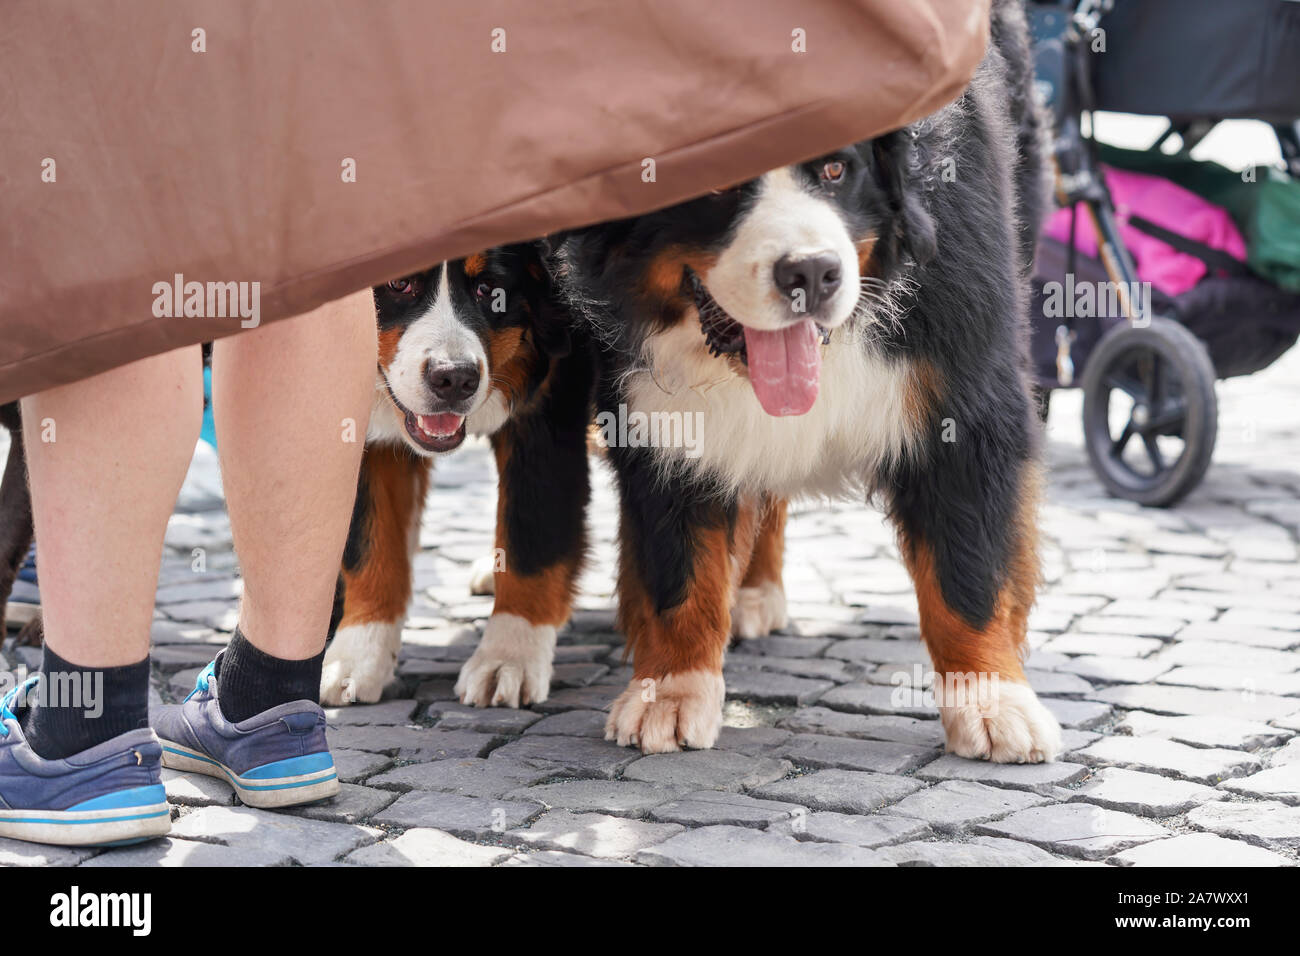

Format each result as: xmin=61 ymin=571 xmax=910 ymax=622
xmin=0 ymin=677 xmax=171 ymax=846
xmin=152 ymin=656 xmax=339 ymax=808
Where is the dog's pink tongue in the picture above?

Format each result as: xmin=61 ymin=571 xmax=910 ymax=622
xmin=743 ymin=318 xmax=822 ymax=416
xmin=418 ymin=413 xmax=463 ymax=437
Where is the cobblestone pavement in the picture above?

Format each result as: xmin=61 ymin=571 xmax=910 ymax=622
xmin=3 ymin=347 xmax=1299 ymax=868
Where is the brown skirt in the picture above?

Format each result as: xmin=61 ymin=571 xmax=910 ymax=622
xmin=0 ymin=0 xmax=988 ymax=403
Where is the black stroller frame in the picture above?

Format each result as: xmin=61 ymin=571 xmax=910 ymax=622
xmin=1030 ymin=0 xmax=1300 ymax=506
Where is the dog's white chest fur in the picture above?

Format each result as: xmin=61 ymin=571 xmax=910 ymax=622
xmin=624 ymin=321 xmax=921 ymax=499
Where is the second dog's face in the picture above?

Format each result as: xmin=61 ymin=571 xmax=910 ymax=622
xmin=373 ymin=244 xmax=564 ymax=456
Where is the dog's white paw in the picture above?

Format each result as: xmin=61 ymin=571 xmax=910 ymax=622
xmin=468 ymin=555 xmax=497 ymax=596
xmin=455 ymin=613 xmax=556 ymax=708
xmin=321 ymin=621 xmax=401 ymax=706
xmin=605 ymin=670 xmax=725 ymax=753
xmin=731 ymin=581 xmax=788 ymax=638
xmin=935 ymin=678 xmax=1062 ymax=764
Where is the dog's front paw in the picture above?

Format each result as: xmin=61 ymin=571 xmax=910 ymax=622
xmin=731 ymin=581 xmax=788 ymax=638
xmin=455 ymin=613 xmax=556 ymax=708
xmin=468 ymin=555 xmax=497 ymax=596
xmin=320 ymin=621 xmax=401 ymax=706
xmin=605 ymin=670 xmax=725 ymax=753
xmin=936 ymin=678 xmax=1062 ymax=763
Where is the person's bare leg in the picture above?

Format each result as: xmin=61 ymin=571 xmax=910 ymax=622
xmin=16 ymin=346 xmax=201 ymax=765
xmin=213 ymin=290 xmax=375 ymax=673
xmin=21 ymin=346 xmax=204 ymax=668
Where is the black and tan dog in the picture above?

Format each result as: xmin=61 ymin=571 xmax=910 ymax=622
xmin=322 ymin=243 xmax=595 ymax=707
xmin=545 ymin=0 xmax=1059 ymax=761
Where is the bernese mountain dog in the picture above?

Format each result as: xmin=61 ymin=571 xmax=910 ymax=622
xmin=321 ymin=243 xmax=595 ymax=707
xmin=554 ymin=0 xmax=1060 ymax=762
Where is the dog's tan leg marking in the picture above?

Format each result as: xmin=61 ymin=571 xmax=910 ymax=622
xmin=898 ymin=469 xmax=1061 ymax=763
xmin=322 ymin=445 xmax=428 ymax=706
xmin=732 ymin=496 xmax=788 ymax=638
xmin=608 ymin=498 xmax=759 ymax=752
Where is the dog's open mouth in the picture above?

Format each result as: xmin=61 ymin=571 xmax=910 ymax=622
xmin=686 ymin=268 xmax=831 ymax=418
xmin=688 ymin=269 xmax=748 ymax=362
xmin=404 ymin=411 xmax=466 ymax=453
xmin=381 ymin=373 xmax=469 ymax=453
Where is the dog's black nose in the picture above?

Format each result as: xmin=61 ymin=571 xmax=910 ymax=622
xmin=773 ymin=253 xmax=842 ymax=312
xmin=426 ymin=363 xmax=480 ymax=403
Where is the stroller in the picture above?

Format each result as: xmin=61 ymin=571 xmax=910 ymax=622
xmin=1028 ymin=0 xmax=1300 ymax=506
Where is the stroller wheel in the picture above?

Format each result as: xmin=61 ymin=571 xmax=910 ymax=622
xmin=1080 ymin=317 xmax=1218 ymax=508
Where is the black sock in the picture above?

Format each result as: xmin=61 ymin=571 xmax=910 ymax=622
xmin=216 ymin=627 xmax=324 ymax=723
xmin=20 ymin=646 xmax=150 ymax=760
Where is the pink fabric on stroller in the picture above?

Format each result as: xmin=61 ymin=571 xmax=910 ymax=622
xmin=1045 ymin=166 xmax=1247 ymax=296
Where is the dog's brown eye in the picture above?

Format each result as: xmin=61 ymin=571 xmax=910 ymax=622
xmin=387 ymin=278 xmax=415 ymax=294
xmin=475 ymin=282 xmax=493 ymax=300
xmin=821 ymin=160 xmax=846 ymax=184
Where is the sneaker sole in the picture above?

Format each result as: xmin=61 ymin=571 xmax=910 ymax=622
xmin=0 ymin=784 xmax=171 ymax=846
xmin=158 ymin=740 xmax=340 ymax=808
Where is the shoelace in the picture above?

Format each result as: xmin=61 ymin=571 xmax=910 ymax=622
xmin=0 ymin=675 xmax=41 ymax=738
xmin=184 ymin=660 xmax=217 ymax=703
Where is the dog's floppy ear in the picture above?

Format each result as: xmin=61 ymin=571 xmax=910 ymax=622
xmin=871 ymin=131 xmax=937 ymax=275
xmin=511 ymin=240 xmax=571 ymax=359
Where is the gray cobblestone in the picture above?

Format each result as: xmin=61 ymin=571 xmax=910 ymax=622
xmin=372 ymin=792 xmax=542 ymax=837
xmin=1074 ymin=736 xmax=1262 ymax=785
xmin=1090 ymin=684 xmax=1299 ymax=722
xmin=816 ymin=682 xmax=934 ymax=717
xmin=505 ymin=810 xmax=683 ymax=859
xmin=622 ymin=750 xmax=792 ymax=792
xmin=778 ymin=733 xmax=937 ymax=773
xmin=288 ymin=784 xmax=399 ymax=824
xmin=916 ymin=755 xmax=1089 ymax=794
xmin=506 ymin=780 xmax=686 ymax=817
xmin=1042 ymin=697 xmax=1113 ymax=729
xmin=778 ymin=708 xmax=946 ymax=747
xmin=504 ymin=850 xmax=633 ymax=866
xmin=522 ymin=710 xmax=608 ymax=737
xmin=881 ymin=780 xmax=1052 ymax=831
xmin=876 ymin=836 xmax=1071 ymax=866
xmin=169 ymin=806 xmax=381 ymax=864
xmin=648 ymin=791 xmax=803 ymax=828
xmin=0 ymin=838 xmax=97 ymax=867
xmin=530 ymin=685 xmax=618 ymax=713
xmin=752 ymin=770 xmax=923 ymax=813
xmin=79 ymin=838 xmax=293 ymax=867
xmin=1186 ymin=800 xmax=1300 ymax=846
xmin=1072 ymin=767 xmax=1225 ymax=816
xmin=426 ymin=701 xmax=543 ymax=734
xmin=370 ymin=757 xmax=551 ymax=797
xmin=713 ymin=726 xmax=794 ymax=756
xmin=636 ymin=825 xmax=890 ymax=866
xmin=723 ymin=669 xmax=836 ymax=705
xmin=489 ymin=735 xmax=641 ymax=779
xmin=161 ymin=768 xmax=235 ymax=808
xmin=332 ymin=748 xmax=395 ymax=784
xmin=1217 ymin=764 xmax=1300 ymax=804
xmin=976 ymin=804 xmax=1168 ymax=860
xmin=770 ymin=811 xmax=929 ymax=847
xmin=327 ymin=725 xmax=500 ymax=760
xmin=324 ymin=699 xmax=419 ymax=726
xmin=1116 ymin=712 xmax=1291 ymax=750
xmin=346 ymin=828 xmax=512 ymax=866
xmin=1111 ymin=833 xmax=1290 ymax=867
